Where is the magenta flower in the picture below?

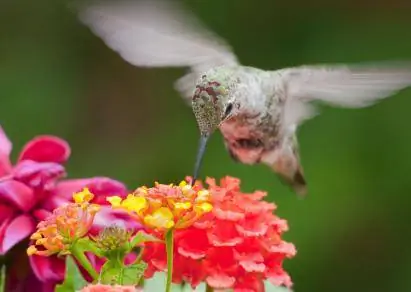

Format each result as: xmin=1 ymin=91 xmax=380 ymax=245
xmin=0 ymin=126 xmax=70 ymax=255
xmin=0 ymin=126 xmax=141 ymax=290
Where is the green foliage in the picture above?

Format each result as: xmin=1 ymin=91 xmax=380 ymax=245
xmin=55 ymin=256 xmax=88 ymax=292
xmin=99 ymin=254 xmax=147 ymax=285
xmin=97 ymin=229 xmax=159 ymax=286
xmin=0 ymin=264 xmax=5 ymax=292
xmin=129 ymin=231 xmax=162 ymax=249
xmin=76 ymin=238 xmax=104 ymax=257
xmin=121 ymin=263 xmax=148 ymax=285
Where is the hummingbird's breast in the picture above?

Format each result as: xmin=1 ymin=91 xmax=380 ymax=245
xmin=219 ymin=112 xmax=280 ymax=165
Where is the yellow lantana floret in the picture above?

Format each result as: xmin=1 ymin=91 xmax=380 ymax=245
xmin=73 ymin=188 xmax=94 ymax=204
xmin=144 ymin=207 xmax=175 ymax=229
xmin=106 ymin=196 xmax=122 ymax=207
xmin=107 ymin=179 xmax=214 ymax=232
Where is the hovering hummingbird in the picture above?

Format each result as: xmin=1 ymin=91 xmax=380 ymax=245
xmin=77 ymin=0 xmax=411 ymax=195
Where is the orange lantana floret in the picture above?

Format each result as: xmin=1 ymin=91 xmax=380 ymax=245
xmin=107 ymin=181 xmax=213 ymax=231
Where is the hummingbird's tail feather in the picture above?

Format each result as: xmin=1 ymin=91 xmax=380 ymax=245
xmin=262 ymin=144 xmax=307 ymax=196
xmin=273 ymin=161 xmax=307 ymax=197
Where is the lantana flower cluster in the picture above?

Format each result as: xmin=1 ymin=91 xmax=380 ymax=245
xmin=107 ymin=181 xmax=213 ymax=231
xmin=142 ymin=177 xmax=296 ymax=291
xmin=27 ymin=188 xmax=100 ymax=257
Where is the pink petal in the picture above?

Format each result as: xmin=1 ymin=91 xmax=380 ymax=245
xmin=54 ymin=177 xmax=128 ymax=202
xmin=0 ymin=153 xmax=12 ymax=177
xmin=0 ymin=180 xmax=35 ymax=211
xmin=30 ymin=255 xmax=65 ymax=282
xmin=18 ymin=135 xmax=70 ymax=164
xmin=239 ymin=260 xmax=266 ymax=272
xmin=90 ymin=206 xmax=142 ymax=235
xmin=235 ymin=215 xmax=269 ymax=237
xmin=40 ymin=194 xmax=69 ymax=212
xmin=0 ymin=126 xmax=12 ymax=157
xmin=1 ymin=214 xmax=35 ymax=253
xmin=206 ymin=273 xmax=235 ymax=289
xmin=6 ymin=250 xmax=57 ymax=292
xmin=0 ymin=218 xmax=12 ymax=255
xmin=32 ymin=208 xmax=53 ymax=221
xmin=0 ymin=203 xmax=15 ymax=222
xmin=13 ymin=160 xmax=65 ymax=191
xmin=208 ymin=221 xmax=243 ymax=247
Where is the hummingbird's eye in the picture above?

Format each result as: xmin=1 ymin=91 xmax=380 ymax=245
xmin=224 ymin=103 xmax=233 ymax=118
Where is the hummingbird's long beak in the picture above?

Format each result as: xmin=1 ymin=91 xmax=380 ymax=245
xmin=192 ymin=133 xmax=210 ymax=185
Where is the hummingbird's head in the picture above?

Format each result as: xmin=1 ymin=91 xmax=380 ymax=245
xmin=190 ymin=71 xmax=239 ymax=183
xmin=191 ymin=73 xmax=238 ymax=136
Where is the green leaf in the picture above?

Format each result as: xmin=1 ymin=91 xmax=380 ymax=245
xmin=121 ymin=262 xmax=147 ymax=285
xmin=55 ymin=256 xmax=88 ymax=292
xmin=100 ymin=260 xmax=148 ymax=286
xmin=129 ymin=231 xmax=162 ymax=249
xmin=75 ymin=237 xmax=104 ymax=257
xmin=100 ymin=260 xmax=121 ymax=285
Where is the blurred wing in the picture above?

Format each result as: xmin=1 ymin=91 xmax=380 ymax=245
xmin=77 ymin=0 xmax=239 ymax=101
xmin=279 ymin=62 xmax=411 ymax=131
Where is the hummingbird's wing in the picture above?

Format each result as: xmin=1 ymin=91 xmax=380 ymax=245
xmin=76 ymin=0 xmax=239 ymax=102
xmin=278 ymin=62 xmax=411 ymax=131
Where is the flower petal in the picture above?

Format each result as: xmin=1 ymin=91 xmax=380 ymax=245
xmin=6 ymin=250 xmax=57 ymax=292
xmin=0 ymin=203 xmax=15 ymax=222
xmin=18 ymin=135 xmax=70 ymax=164
xmin=208 ymin=221 xmax=243 ymax=247
xmin=0 ymin=126 xmax=12 ymax=157
xmin=40 ymin=194 xmax=70 ymax=213
xmin=176 ymin=228 xmax=209 ymax=260
xmin=235 ymin=214 xmax=269 ymax=237
xmin=0 ymin=153 xmax=12 ymax=177
xmin=0 ymin=218 xmax=11 ymax=255
xmin=32 ymin=208 xmax=53 ymax=221
xmin=29 ymin=254 xmax=65 ymax=282
xmin=206 ymin=273 xmax=235 ymax=289
xmin=13 ymin=160 xmax=66 ymax=191
xmin=90 ymin=206 xmax=143 ymax=235
xmin=1 ymin=214 xmax=35 ymax=253
xmin=0 ymin=180 xmax=35 ymax=211
xmin=54 ymin=177 xmax=128 ymax=204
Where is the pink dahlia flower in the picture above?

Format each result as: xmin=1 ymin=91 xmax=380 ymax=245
xmin=0 ymin=126 xmax=140 ymax=291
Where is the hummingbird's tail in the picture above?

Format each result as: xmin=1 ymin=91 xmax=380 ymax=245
xmin=272 ymin=158 xmax=307 ymax=197
xmin=262 ymin=142 xmax=307 ymax=196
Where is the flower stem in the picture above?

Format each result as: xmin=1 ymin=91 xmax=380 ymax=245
xmin=205 ymin=283 xmax=214 ymax=292
xmin=70 ymin=245 xmax=99 ymax=281
xmin=165 ymin=229 xmax=174 ymax=292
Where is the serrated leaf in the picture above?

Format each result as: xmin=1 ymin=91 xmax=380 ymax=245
xmin=55 ymin=256 xmax=88 ymax=292
xmin=100 ymin=260 xmax=121 ymax=285
xmin=121 ymin=262 xmax=147 ymax=285
xmin=101 ymin=260 xmax=148 ymax=286
xmin=129 ymin=231 xmax=162 ymax=249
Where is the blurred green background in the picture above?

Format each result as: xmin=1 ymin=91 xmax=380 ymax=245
xmin=1 ymin=1 xmax=411 ymax=291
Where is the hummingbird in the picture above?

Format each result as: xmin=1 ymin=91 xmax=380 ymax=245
xmin=77 ymin=0 xmax=411 ymax=195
